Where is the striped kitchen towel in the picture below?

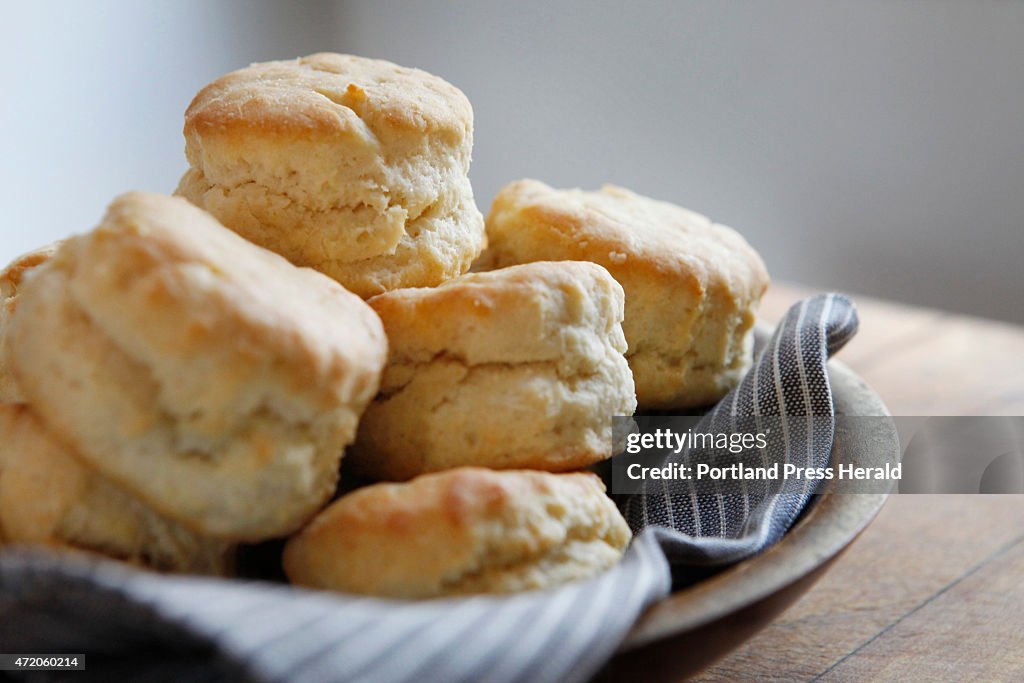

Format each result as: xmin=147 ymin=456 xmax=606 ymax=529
xmin=0 ymin=294 xmax=857 ymax=683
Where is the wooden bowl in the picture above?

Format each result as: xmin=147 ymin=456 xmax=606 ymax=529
xmin=601 ymin=360 xmax=896 ymax=681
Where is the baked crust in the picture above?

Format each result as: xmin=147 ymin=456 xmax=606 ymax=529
xmin=185 ymin=53 xmax=472 ymax=142
xmin=6 ymin=192 xmax=387 ymax=541
xmin=283 ymin=468 xmax=632 ymax=598
xmin=479 ymin=180 xmax=770 ymax=408
xmin=0 ymin=244 xmax=58 ymax=403
xmin=177 ymin=53 xmax=485 ymax=297
xmin=0 ymin=405 xmax=234 ymax=575
xmin=348 ymin=261 xmax=636 ymax=480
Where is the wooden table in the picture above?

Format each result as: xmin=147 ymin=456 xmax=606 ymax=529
xmin=687 ymin=285 xmax=1024 ymax=681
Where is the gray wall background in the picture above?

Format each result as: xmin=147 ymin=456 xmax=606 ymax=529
xmin=2 ymin=1 xmax=1022 ymax=323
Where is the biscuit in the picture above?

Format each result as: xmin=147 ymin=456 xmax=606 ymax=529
xmin=6 ymin=192 xmax=387 ymax=541
xmin=347 ymin=261 xmax=636 ymax=480
xmin=0 ymin=244 xmax=58 ymax=403
xmin=283 ymin=468 xmax=632 ymax=598
xmin=0 ymin=405 xmax=234 ymax=575
xmin=479 ymin=180 xmax=770 ymax=408
xmin=176 ymin=52 xmax=486 ymax=298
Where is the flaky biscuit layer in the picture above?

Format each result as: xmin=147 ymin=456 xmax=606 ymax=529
xmin=348 ymin=261 xmax=637 ymax=480
xmin=6 ymin=193 xmax=387 ymax=541
xmin=177 ymin=53 xmax=485 ymax=297
xmin=0 ymin=405 xmax=234 ymax=575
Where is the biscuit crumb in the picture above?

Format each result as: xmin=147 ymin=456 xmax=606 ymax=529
xmin=345 ymin=82 xmax=366 ymax=102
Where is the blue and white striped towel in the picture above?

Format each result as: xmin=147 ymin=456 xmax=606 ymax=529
xmin=0 ymin=294 xmax=857 ymax=683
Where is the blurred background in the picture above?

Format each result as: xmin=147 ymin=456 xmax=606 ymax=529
xmin=2 ymin=1 xmax=1022 ymax=323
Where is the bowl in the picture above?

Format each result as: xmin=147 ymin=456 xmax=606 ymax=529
xmin=601 ymin=359 xmax=897 ymax=681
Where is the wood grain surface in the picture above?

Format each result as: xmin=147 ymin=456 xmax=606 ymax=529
xmin=688 ymin=284 xmax=1024 ymax=682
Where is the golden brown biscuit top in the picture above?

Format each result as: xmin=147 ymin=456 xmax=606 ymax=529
xmin=367 ymin=261 xmax=626 ymax=366
xmin=185 ymin=53 xmax=472 ymax=144
xmin=307 ymin=468 xmax=618 ymax=537
xmin=486 ymin=179 xmax=770 ymax=302
xmin=283 ymin=468 xmax=631 ymax=597
xmin=49 ymin=192 xmax=386 ymax=413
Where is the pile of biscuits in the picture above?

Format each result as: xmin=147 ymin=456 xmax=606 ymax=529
xmin=0 ymin=53 xmax=767 ymax=599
